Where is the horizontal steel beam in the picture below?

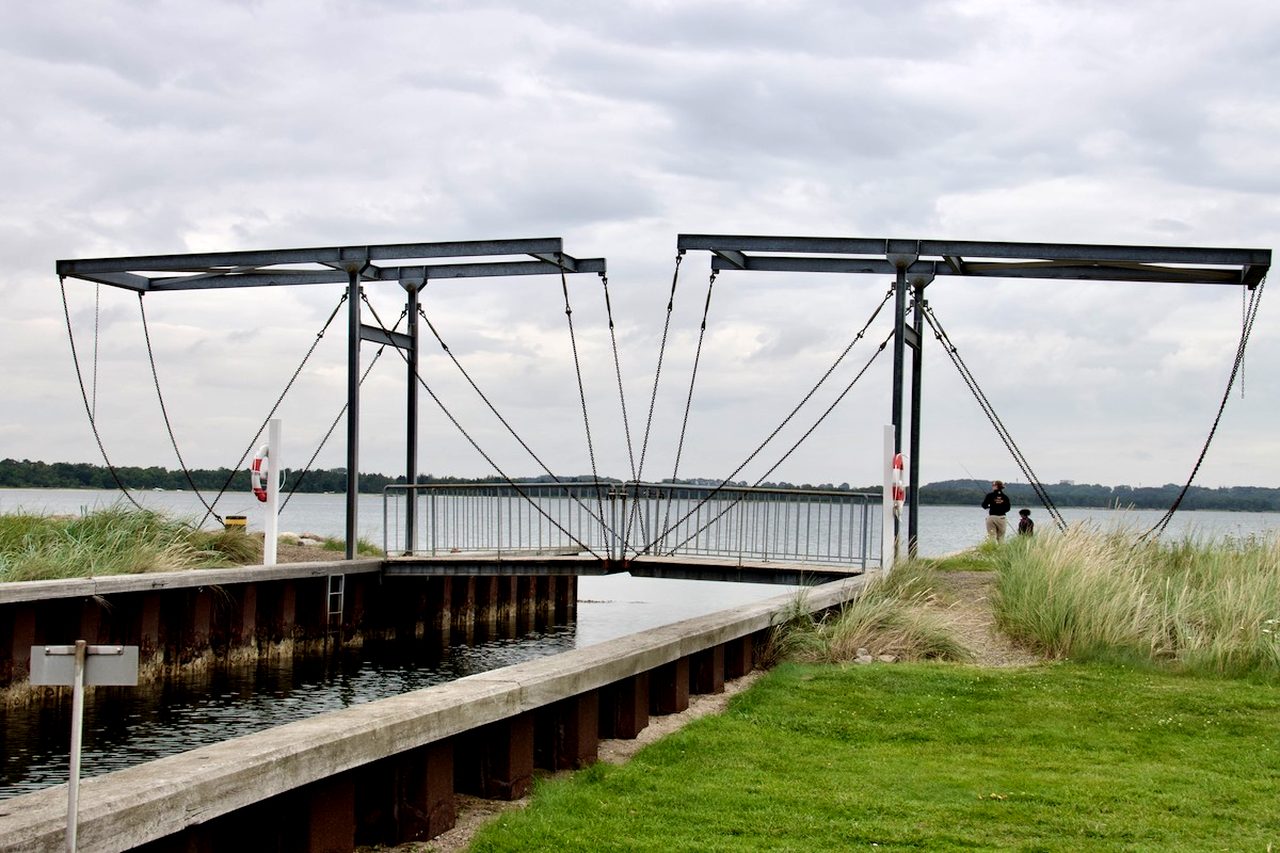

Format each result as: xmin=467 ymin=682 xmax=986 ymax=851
xmin=709 ymin=254 xmax=1255 ymax=286
xmin=359 ymin=324 xmax=413 ymax=350
xmin=100 ymin=258 xmax=606 ymax=293
xmin=685 ymin=233 xmax=1270 ymax=287
xmin=57 ymin=238 xmax=568 ymax=276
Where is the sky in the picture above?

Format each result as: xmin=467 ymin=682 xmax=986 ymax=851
xmin=1 ymin=0 xmax=1278 ymax=492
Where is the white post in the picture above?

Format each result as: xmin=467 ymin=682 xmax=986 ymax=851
xmin=882 ymin=425 xmax=895 ymax=572
xmin=264 ymin=418 xmax=281 ymax=566
xmin=66 ymin=640 xmax=86 ymax=853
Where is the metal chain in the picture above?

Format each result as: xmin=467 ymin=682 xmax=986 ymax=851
xmin=557 ymin=255 xmax=610 ymax=548
xmin=923 ymin=305 xmax=1066 ymax=530
xmin=279 ymin=299 xmax=407 ymax=511
xmin=601 ymin=272 xmax=638 ymax=482
xmin=1140 ymin=276 xmax=1266 ymax=540
xmin=656 ymin=330 xmax=895 ymax=557
xmin=197 ymin=291 xmax=349 ymax=528
xmin=361 ymin=295 xmax=603 ymax=559
xmin=635 ymin=286 xmax=893 ymax=557
xmin=138 ymin=294 xmax=224 ymax=522
xmin=58 ymin=277 xmax=148 ymax=512
xmin=415 ymin=301 xmax=612 ymax=532
xmin=624 ymin=251 xmax=685 ymax=553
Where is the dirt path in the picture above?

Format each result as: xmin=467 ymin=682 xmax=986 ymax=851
xmin=357 ymin=569 xmax=1039 ymax=853
xmin=927 ymin=571 xmax=1041 ymax=667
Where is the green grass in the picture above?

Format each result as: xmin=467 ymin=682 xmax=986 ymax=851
xmin=471 ymin=663 xmax=1280 ymax=851
xmin=993 ymin=527 xmax=1280 ymax=679
xmin=0 ymin=507 xmax=260 ymax=581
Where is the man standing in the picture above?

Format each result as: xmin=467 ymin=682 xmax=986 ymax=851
xmin=981 ymin=480 xmax=1012 ymax=542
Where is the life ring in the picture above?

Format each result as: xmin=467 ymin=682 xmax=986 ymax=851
xmin=891 ymin=452 xmax=906 ymax=513
xmin=250 ymin=445 xmax=270 ymax=503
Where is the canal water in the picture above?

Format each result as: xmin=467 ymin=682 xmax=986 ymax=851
xmin=2 ymin=488 xmax=1278 ymax=799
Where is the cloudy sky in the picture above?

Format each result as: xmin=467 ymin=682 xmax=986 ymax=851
xmin=2 ymin=0 xmax=1277 ymax=493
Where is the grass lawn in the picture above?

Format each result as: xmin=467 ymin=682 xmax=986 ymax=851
xmin=471 ymin=662 xmax=1280 ymax=851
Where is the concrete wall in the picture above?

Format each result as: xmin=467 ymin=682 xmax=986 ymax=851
xmin=0 ymin=560 xmax=577 ymax=690
xmin=0 ymin=577 xmax=863 ymax=852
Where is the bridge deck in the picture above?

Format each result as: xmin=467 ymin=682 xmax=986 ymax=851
xmin=382 ymin=552 xmax=868 ymax=586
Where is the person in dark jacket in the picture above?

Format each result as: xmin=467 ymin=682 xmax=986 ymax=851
xmin=1017 ymin=508 xmax=1034 ymax=536
xmin=981 ymin=480 xmax=1012 ymax=542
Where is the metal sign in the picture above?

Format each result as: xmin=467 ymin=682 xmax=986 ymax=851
xmin=30 ymin=644 xmax=138 ymax=686
xmin=30 ymin=642 xmax=139 ymax=853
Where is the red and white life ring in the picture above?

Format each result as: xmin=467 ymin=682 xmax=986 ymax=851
xmin=250 ymin=445 xmax=270 ymax=503
xmin=891 ymin=452 xmax=906 ymax=513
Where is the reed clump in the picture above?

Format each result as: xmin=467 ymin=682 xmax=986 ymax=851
xmin=993 ymin=525 xmax=1280 ymax=679
xmin=772 ymin=565 xmax=972 ymax=664
xmin=0 ymin=507 xmax=260 ymax=582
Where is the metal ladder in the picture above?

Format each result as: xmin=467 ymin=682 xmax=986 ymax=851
xmin=327 ymin=574 xmax=345 ymax=629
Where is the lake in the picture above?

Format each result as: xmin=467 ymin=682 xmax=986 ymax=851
xmin=2 ymin=487 xmax=1278 ymax=558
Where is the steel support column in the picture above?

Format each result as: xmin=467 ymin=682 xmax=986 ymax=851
xmin=908 ymin=282 xmax=926 ymax=557
xmin=405 ymin=282 xmax=421 ymax=553
xmin=346 ymin=270 xmax=361 ymax=560
xmin=890 ymin=265 xmax=907 ymax=556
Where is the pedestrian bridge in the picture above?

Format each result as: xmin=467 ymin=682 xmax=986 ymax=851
xmin=381 ymin=481 xmax=885 ymax=579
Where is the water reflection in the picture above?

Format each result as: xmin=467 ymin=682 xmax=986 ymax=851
xmin=1 ymin=624 xmax=578 ymax=798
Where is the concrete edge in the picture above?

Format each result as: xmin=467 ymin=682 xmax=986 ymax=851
xmin=0 ymin=576 xmax=864 ymax=852
xmin=0 ymin=559 xmax=383 ymax=604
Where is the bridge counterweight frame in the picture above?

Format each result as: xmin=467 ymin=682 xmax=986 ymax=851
xmin=57 ymin=239 xmax=608 ymax=558
xmin=676 ymin=234 xmax=1271 ymax=560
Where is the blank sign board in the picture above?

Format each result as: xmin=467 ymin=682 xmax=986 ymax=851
xmin=30 ymin=645 xmax=139 ymax=686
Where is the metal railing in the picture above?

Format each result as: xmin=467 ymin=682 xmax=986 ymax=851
xmin=384 ymin=482 xmax=881 ymax=568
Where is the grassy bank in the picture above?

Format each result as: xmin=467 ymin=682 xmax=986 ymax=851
xmin=993 ymin=526 xmax=1280 ymax=679
xmin=0 ymin=507 xmax=387 ymax=581
xmin=471 ymin=662 xmax=1280 ymax=851
xmin=0 ymin=507 xmax=260 ymax=581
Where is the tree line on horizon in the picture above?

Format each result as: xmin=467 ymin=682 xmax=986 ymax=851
xmin=1 ymin=459 xmax=1277 ymax=512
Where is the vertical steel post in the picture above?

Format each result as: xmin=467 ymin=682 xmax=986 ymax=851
xmin=908 ymin=282 xmax=925 ymax=558
xmin=890 ymin=265 xmax=907 ymax=561
xmin=891 ymin=266 xmax=907 ymax=450
xmin=405 ymin=282 xmax=420 ymax=553
xmin=66 ymin=639 xmax=86 ymax=853
xmin=345 ymin=269 xmax=361 ymax=560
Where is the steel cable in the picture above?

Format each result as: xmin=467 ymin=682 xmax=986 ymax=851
xmin=922 ymin=304 xmax=1066 ymax=530
xmin=634 ymin=286 xmax=893 ymax=556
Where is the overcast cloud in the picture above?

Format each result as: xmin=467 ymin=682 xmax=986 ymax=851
xmin=2 ymin=0 xmax=1277 ymax=493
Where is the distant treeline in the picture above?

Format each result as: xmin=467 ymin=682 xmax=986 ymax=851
xmin=2 ymin=460 xmax=1277 ymax=511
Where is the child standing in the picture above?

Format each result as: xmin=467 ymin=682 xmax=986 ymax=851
xmin=1017 ymin=508 xmax=1034 ymax=536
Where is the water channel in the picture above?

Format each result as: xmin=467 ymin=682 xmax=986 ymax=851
xmin=3 ymin=489 xmax=1278 ymax=799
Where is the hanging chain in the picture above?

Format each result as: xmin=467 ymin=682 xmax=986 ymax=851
xmin=198 ymin=291 xmax=349 ymax=528
xmin=92 ymin=283 xmax=100 ymax=421
xmin=624 ymin=251 xmax=685 ymax=554
xmin=656 ymin=330 xmax=895 ymax=557
xmin=558 ymin=254 xmax=610 ymax=549
xmin=415 ymin=300 xmax=612 ymax=532
xmin=601 ymin=272 xmax=638 ymax=482
xmin=1140 ymin=276 xmax=1266 ymax=540
xmin=138 ymin=294 xmax=224 ymax=522
xmin=59 ymin=277 xmax=147 ymax=511
xmin=361 ymin=293 xmax=603 ymax=559
xmin=923 ymin=304 xmax=1067 ymax=531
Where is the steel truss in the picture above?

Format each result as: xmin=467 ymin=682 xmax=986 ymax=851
xmin=676 ymin=235 xmax=1271 ymax=559
xmin=57 ymin=239 xmax=607 ymax=558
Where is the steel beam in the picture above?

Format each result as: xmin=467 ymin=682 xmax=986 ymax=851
xmin=346 ymin=271 xmax=361 ymax=561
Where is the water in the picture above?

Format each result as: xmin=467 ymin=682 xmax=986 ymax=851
xmin=3 ymin=487 xmax=1278 ymax=557
xmin=2 ymin=488 xmax=1278 ymax=799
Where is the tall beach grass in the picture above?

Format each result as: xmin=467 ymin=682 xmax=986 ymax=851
xmin=0 ymin=506 xmax=260 ymax=582
xmin=772 ymin=564 xmax=972 ymax=664
xmin=993 ymin=524 xmax=1280 ymax=679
